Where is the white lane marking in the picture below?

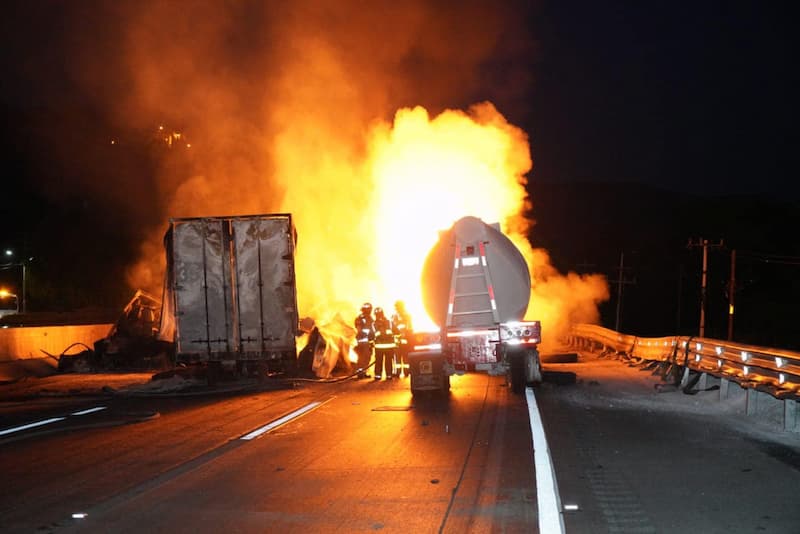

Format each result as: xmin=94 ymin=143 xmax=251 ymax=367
xmin=71 ymin=406 xmax=107 ymax=416
xmin=0 ymin=417 xmax=66 ymax=437
xmin=526 ymin=387 xmax=566 ymax=534
xmin=240 ymin=401 xmax=322 ymax=441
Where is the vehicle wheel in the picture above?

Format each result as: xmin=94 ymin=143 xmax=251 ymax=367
xmin=207 ymin=361 xmax=222 ymax=387
xmin=509 ymin=351 xmax=526 ymax=394
xmin=255 ymin=361 xmax=270 ymax=382
xmin=525 ymin=350 xmax=543 ymax=385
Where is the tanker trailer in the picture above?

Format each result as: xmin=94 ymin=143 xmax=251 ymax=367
xmin=408 ymin=216 xmax=542 ymax=394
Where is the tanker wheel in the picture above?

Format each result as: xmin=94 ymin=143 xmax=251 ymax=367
xmin=441 ymin=374 xmax=451 ymax=394
xmin=525 ymin=350 xmax=543 ymax=385
xmin=509 ymin=351 xmax=526 ymax=394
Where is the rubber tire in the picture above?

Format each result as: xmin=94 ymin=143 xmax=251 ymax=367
xmin=207 ymin=361 xmax=222 ymax=387
xmin=525 ymin=350 xmax=543 ymax=384
xmin=509 ymin=351 xmax=526 ymax=394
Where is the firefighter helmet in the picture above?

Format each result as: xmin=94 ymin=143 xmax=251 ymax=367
xmin=374 ymin=307 xmax=385 ymax=318
xmin=395 ymin=300 xmax=406 ymax=312
xmin=361 ymin=302 xmax=373 ymax=315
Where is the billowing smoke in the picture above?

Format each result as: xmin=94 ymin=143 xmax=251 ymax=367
xmin=6 ymin=1 xmax=608 ymax=339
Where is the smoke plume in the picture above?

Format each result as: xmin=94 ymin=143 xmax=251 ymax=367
xmin=7 ymin=0 xmax=608 ymax=339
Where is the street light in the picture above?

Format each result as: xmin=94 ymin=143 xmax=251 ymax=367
xmin=1 ymin=250 xmax=31 ymax=314
xmin=0 ymin=288 xmax=19 ymax=317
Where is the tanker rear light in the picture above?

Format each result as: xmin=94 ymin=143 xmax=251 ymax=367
xmin=413 ymin=343 xmax=442 ymax=351
xmin=446 ymin=329 xmax=501 ymax=342
xmin=411 ymin=330 xmax=441 ymax=352
xmin=506 ymin=337 xmax=541 ymax=345
xmin=499 ymin=321 xmax=541 ymax=344
xmin=446 ymin=329 xmax=497 ymax=338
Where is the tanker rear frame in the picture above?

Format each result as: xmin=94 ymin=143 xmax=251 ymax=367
xmin=408 ymin=231 xmax=542 ymax=395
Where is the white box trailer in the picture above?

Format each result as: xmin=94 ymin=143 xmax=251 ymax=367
xmin=160 ymin=214 xmax=299 ymax=378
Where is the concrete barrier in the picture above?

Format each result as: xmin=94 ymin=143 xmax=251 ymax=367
xmin=0 ymin=324 xmax=114 ymax=381
xmin=0 ymin=324 xmax=113 ymax=362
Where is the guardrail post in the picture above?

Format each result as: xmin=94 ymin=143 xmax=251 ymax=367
xmin=785 ymin=400 xmax=799 ymax=433
xmin=746 ymin=388 xmax=759 ymax=416
xmin=719 ymin=378 xmax=729 ymax=400
xmin=697 ymin=372 xmax=707 ymax=390
xmin=679 ymin=367 xmax=690 ymax=388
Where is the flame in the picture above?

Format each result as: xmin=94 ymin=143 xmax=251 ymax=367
xmin=278 ymin=101 xmax=608 ymax=345
xmin=368 ymin=104 xmax=532 ymax=329
xmin=275 ymin=102 xmax=533 ymax=331
xmin=127 ymin=99 xmax=608 ymax=346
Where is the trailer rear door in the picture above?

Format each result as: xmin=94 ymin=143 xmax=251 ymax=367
xmin=231 ymin=216 xmax=298 ymax=358
xmin=172 ymin=218 xmax=234 ymax=360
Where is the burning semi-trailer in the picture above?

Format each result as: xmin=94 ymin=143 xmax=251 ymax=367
xmin=157 ymin=214 xmax=300 ymax=384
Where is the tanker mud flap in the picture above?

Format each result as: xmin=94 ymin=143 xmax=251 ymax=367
xmin=408 ymin=350 xmax=449 ymax=395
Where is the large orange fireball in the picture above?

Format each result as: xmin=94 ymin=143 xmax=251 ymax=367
xmin=277 ymin=102 xmax=608 ymax=341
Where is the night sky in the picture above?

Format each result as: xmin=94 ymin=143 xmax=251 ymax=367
xmin=0 ymin=1 xmax=795 ymax=343
xmin=530 ymin=1 xmax=793 ymax=197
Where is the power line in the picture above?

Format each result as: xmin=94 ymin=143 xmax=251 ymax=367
xmin=736 ymin=252 xmax=800 ymax=266
xmin=737 ymin=250 xmax=800 ymax=261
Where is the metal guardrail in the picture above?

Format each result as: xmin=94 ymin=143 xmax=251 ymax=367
xmin=566 ymin=324 xmax=800 ymax=431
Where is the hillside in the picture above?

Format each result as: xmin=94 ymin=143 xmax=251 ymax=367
xmin=528 ymin=181 xmax=800 ymax=350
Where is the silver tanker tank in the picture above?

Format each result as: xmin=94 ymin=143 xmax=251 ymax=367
xmin=421 ymin=216 xmax=531 ymax=328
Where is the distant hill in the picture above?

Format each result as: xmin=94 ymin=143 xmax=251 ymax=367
xmin=527 ymin=181 xmax=800 ymax=350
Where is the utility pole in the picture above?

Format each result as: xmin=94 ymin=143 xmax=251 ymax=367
xmin=611 ymin=251 xmax=636 ymax=332
xmin=687 ymin=238 xmax=724 ymax=338
xmin=676 ymin=263 xmax=684 ymax=333
xmin=2 ymin=248 xmax=30 ymax=314
xmin=21 ymin=260 xmax=26 ymax=314
xmin=727 ymin=249 xmax=736 ymax=340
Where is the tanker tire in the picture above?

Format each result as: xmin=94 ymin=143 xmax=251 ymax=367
xmin=509 ymin=351 xmax=526 ymax=394
xmin=525 ymin=350 xmax=543 ymax=385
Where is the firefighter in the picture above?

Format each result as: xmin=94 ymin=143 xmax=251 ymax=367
xmin=372 ymin=306 xmax=396 ymax=380
xmin=392 ymin=300 xmax=413 ymax=378
xmin=354 ymin=302 xmax=374 ymax=379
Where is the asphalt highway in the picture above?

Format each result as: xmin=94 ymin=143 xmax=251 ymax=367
xmin=1 ymin=354 xmax=798 ymax=533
